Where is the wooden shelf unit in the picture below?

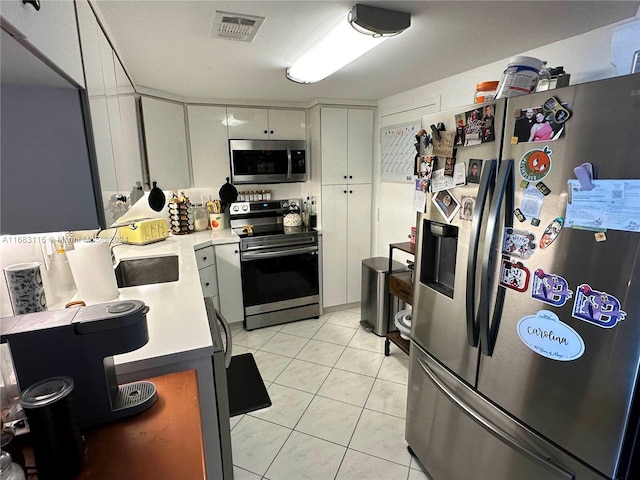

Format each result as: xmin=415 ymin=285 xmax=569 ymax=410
xmin=385 ymin=242 xmax=415 ymax=356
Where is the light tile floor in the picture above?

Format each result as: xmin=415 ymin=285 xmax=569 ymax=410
xmin=229 ymin=307 xmax=429 ymax=480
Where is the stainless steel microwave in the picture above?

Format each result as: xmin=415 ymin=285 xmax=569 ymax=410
xmin=230 ymin=139 xmax=307 ymax=184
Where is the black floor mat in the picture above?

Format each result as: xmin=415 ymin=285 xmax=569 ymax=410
xmin=226 ymin=353 xmax=272 ymax=417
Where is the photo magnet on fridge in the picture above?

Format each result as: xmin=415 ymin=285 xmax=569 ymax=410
xmin=460 ymin=196 xmax=476 ymax=221
xmin=512 ymin=105 xmax=567 ymax=144
xmin=467 ymin=159 xmax=482 ymax=184
xmin=432 ymin=189 xmax=460 ymax=223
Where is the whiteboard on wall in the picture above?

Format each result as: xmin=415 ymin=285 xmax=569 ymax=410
xmin=380 ymin=122 xmax=421 ymax=183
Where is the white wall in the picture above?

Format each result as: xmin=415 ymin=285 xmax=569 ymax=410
xmin=372 ymin=14 xmax=640 ymax=257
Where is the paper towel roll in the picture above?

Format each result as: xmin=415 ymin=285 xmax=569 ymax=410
xmin=66 ymin=241 xmax=119 ymax=304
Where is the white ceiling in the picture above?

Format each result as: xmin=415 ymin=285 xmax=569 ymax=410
xmin=94 ymin=1 xmax=639 ymax=104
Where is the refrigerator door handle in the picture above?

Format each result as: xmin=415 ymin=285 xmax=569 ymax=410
xmin=466 ymin=158 xmax=497 ymax=347
xmin=416 ymin=355 xmax=576 ymax=480
xmin=479 ymin=159 xmax=514 ymax=356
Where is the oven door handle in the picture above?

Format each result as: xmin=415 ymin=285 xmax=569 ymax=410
xmin=241 ymin=245 xmax=318 ymax=261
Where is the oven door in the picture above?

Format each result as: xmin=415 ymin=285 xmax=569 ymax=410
xmin=240 ymin=244 xmax=320 ymax=328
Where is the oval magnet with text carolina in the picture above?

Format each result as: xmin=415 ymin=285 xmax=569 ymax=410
xmin=540 ymin=217 xmax=564 ymax=249
xmin=519 ymin=146 xmax=552 ymax=182
xmin=517 ymin=310 xmax=585 ymax=361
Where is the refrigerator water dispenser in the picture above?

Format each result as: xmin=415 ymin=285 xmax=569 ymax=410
xmin=419 ymin=221 xmax=458 ymax=298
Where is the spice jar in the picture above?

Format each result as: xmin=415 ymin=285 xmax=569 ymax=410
xmin=474 ymin=81 xmax=499 ymax=103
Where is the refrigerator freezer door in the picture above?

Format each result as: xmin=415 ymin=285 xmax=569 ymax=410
xmin=412 ymin=100 xmax=505 ymax=385
xmin=476 ymin=74 xmax=640 ymax=478
xmin=406 ymin=343 xmax=607 ymax=480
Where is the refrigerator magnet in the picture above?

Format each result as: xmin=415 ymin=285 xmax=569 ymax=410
xmin=531 ymin=269 xmax=573 ymax=307
xmin=520 ymin=185 xmax=544 ymax=220
xmin=432 ymin=190 xmax=460 ymax=223
xmin=518 ymin=146 xmax=553 ymax=182
xmin=535 ymin=182 xmax=551 ymax=196
xmin=572 ymin=284 xmax=627 ymax=328
xmin=517 ymin=310 xmax=585 ymax=361
xmin=499 ymin=258 xmax=530 ymax=292
xmin=514 ymin=208 xmax=526 ymax=222
xmin=502 ymin=227 xmax=537 ymax=259
xmin=540 ymin=217 xmax=564 ymax=249
xmin=460 ymin=196 xmax=475 ymax=221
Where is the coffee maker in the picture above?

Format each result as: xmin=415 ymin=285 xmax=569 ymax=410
xmin=0 ymin=300 xmax=157 ymax=427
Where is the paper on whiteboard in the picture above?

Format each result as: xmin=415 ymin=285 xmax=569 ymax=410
xmin=431 ymin=163 xmax=466 ymax=193
xmin=565 ymin=179 xmax=640 ymax=232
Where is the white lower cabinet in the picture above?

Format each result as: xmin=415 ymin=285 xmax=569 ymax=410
xmin=214 ymin=243 xmax=244 ymax=324
xmin=195 ymin=245 xmax=219 ymax=310
xmin=321 ymin=183 xmax=372 ymax=307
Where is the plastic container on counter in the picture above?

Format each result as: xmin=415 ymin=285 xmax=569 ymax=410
xmin=474 ymin=81 xmax=499 ymax=103
xmin=495 ymin=56 xmax=544 ymax=99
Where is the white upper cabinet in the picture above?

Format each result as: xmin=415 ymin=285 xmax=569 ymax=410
xmin=226 ymin=107 xmax=306 ymax=140
xmin=0 ymin=0 xmax=84 ymax=87
xmin=187 ymin=105 xmax=230 ymax=187
xmin=320 ymin=107 xmax=373 ymax=185
xmin=140 ymin=96 xmax=191 ymax=190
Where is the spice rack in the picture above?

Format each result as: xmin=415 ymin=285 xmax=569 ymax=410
xmin=386 ymin=241 xmax=415 ymax=356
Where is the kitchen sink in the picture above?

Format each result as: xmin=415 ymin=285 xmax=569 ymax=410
xmin=114 ymin=255 xmax=179 ymax=288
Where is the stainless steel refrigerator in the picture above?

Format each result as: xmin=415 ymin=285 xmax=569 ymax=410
xmin=406 ymin=74 xmax=640 ymax=480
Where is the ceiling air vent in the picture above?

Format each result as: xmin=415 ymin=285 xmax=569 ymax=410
xmin=210 ymin=11 xmax=265 ymax=42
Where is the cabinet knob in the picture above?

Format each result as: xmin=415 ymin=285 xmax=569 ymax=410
xmin=202 ymin=256 xmax=207 ymax=261
xmin=349 ymin=175 xmax=353 ymax=179
xmin=205 ymin=282 xmax=210 ymax=287
xmin=270 ymin=130 xmax=274 ymax=134
xmin=349 ymin=190 xmax=353 ymax=194
xmin=235 ymin=250 xmax=239 ymax=254
xmin=344 ymin=175 xmax=347 ymax=179
xmin=22 ymin=0 xmax=41 ymax=11
xmin=344 ymin=190 xmax=347 ymax=194
xmin=264 ymin=130 xmax=268 ymax=134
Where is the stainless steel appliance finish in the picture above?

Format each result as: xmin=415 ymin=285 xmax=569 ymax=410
xmin=361 ymin=257 xmax=405 ymax=336
xmin=229 ymin=139 xmax=307 ymax=184
xmin=230 ymin=199 xmax=320 ymax=330
xmin=407 ymin=75 xmax=640 ymax=480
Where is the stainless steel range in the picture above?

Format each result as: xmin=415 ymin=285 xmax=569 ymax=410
xmin=229 ymin=199 xmax=320 ymax=330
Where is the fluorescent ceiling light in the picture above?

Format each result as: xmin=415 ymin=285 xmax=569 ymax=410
xmin=286 ymin=4 xmax=410 ymax=84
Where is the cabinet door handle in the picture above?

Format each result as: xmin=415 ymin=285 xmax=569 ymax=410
xmin=22 ymin=0 xmax=41 ymax=11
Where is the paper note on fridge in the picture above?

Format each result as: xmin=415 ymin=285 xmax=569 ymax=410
xmin=431 ymin=163 xmax=466 ymax=193
xmin=565 ymin=179 xmax=640 ymax=232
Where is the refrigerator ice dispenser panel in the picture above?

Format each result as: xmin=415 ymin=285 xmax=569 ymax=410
xmin=420 ymin=221 xmax=458 ymax=299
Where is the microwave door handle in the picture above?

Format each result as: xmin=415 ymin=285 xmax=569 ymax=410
xmin=287 ymin=146 xmax=292 ymax=180
xmin=479 ymin=159 xmax=514 ymax=357
xmin=466 ymin=159 xmax=497 ymax=347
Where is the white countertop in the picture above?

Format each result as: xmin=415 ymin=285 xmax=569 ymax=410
xmin=105 ymin=229 xmax=239 ymax=375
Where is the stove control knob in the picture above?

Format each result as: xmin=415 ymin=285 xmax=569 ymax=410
xmin=232 ymin=205 xmax=239 ymax=212
xmin=282 ymin=201 xmax=289 ymax=208
xmin=290 ymin=201 xmax=297 ymax=207
xmin=242 ymin=204 xmax=249 ymax=211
